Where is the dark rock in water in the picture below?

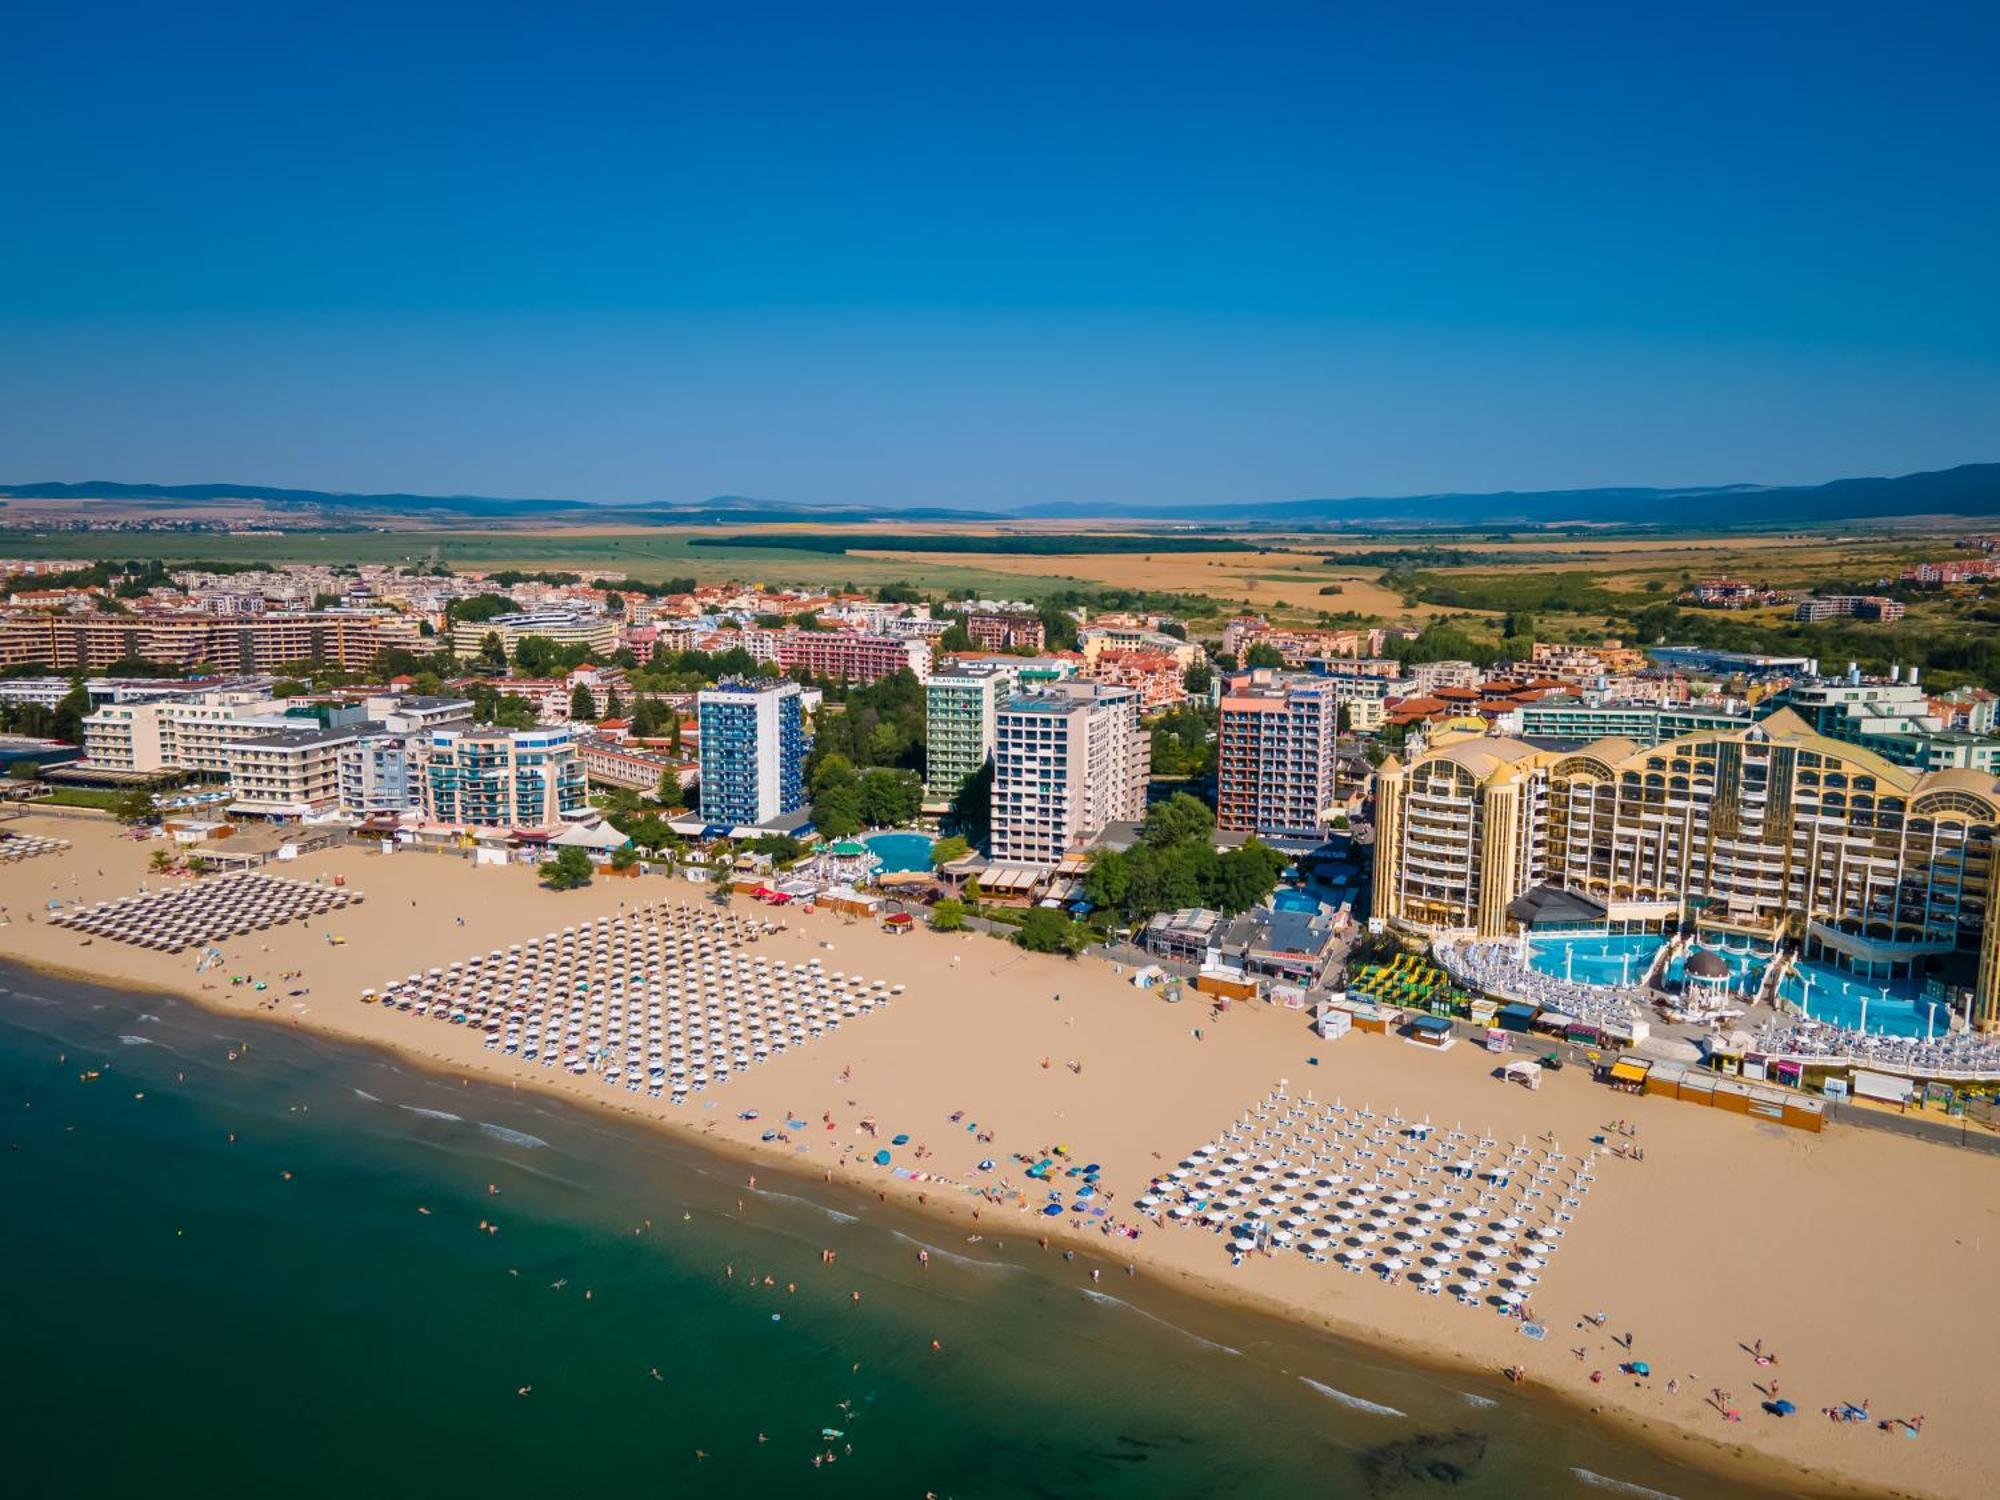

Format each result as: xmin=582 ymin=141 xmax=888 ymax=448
xmin=1358 ymin=1429 xmax=1489 ymax=1492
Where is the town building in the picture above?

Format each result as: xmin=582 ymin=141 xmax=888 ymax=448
xmin=991 ymin=682 xmax=1147 ymax=867
xmin=1216 ymin=669 xmax=1340 ymax=842
xmin=1793 ymin=595 xmax=1907 ymax=623
xmin=770 ymin=630 xmax=931 ymax=684
xmin=963 ymin=604 xmax=1045 ymax=652
xmin=0 ymin=611 xmax=422 ymax=672
xmin=697 ymin=679 xmax=810 ymax=829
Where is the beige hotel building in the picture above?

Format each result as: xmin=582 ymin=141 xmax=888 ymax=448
xmin=1372 ymin=709 xmax=2000 ymax=1029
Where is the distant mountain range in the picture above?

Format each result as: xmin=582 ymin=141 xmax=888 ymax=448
xmin=3 ymin=462 xmax=1997 ymax=529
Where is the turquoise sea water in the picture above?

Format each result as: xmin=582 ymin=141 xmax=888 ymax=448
xmin=0 ymin=960 xmax=1782 ymax=1499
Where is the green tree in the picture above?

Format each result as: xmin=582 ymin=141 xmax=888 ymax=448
xmin=515 ymin=635 xmax=561 ymax=675
xmin=1142 ymin=791 xmax=1215 ymax=849
xmin=609 ymin=844 xmax=639 ymax=871
xmin=604 ymin=688 xmax=625 ymax=719
xmin=110 ymin=788 xmax=158 ymax=825
xmin=1243 ymin=641 xmax=1285 ymax=669
xmin=1018 ymin=908 xmax=1090 ymax=956
xmin=1182 ymin=660 xmax=1214 ymax=697
xmin=539 ymin=845 xmax=594 ymax=890
xmin=656 ymin=767 xmax=683 ymax=806
xmin=929 ymin=896 xmax=967 ymax=931
xmin=570 ymin=683 xmax=598 ymax=721
xmin=6 ymin=759 xmax=39 ymax=780
xmin=810 ymin=753 xmax=864 ymax=838
xmin=476 ymin=631 xmax=509 ymax=673
xmin=928 ymin=835 xmax=971 ymax=867
xmin=1082 ymin=848 xmax=1131 ymax=911
xmin=938 ymin=622 xmax=975 ymax=653
xmin=858 ymin=767 xmax=921 ymax=827
xmin=448 ymin=593 xmax=520 ymax=625
xmin=947 ymin=759 xmax=993 ymax=845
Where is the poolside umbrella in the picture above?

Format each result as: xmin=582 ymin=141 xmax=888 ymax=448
xmin=1043 ymin=1204 xmax=1065 ymax=1217
xmin=873 ymin=1149 xmax=892 ymax=1165
xmin=1231 ymin=1237 xmax=1258 ymax=1252
xmin=1770 ymin=1400 xmax=1796 ymax=1416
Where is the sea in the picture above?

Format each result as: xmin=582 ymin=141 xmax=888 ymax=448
xmin=0 ymin=959 xmax=1794 ymax=1499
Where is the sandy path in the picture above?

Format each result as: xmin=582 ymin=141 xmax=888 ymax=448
xmin=3 ymin=813 xmax=1993 ymax=1498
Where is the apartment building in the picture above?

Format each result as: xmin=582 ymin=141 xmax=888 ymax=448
xmin=1075 ymin=626 xmax=1201 ymax=671
xmin=0 ymin=612 xmax=421 ymax=672
xmin=923 ymin=662 xmax=1017 ymax=799
xmin=697 ymin=679 xmax=810 ymax=829
xmin=771 ymin=630 xmax=930 ymax=684
xmin=1216 ymin=669 xmax=1339 ymax=841
xmin=338 ymin=733 xmax=422 ymax=817
xmin=1084 ymin=649 xmax=1187 ymax=710
xmin=990 ymin=682 xmax=1147 ymax=867
xmin=1372 ymin=712 xmax=2000 ymax=1029
xmin=422 ymin=725 xmax=586 ymax=828
xmin=1793 ymin=595 xmax=1907 ymax=623
xmin=965 ymin=606 xmax=1045 ymax=652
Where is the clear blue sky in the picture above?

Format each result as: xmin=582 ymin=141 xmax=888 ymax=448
xmin=3 ymin=0 xmax=1995 ymax=509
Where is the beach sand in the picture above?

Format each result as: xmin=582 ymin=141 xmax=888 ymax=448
xmin=5 ymin=812 xmax=1994 ymax=1499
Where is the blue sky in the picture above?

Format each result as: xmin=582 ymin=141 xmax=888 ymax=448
xmin=2 ymin=1 xmax=1995 ymax=508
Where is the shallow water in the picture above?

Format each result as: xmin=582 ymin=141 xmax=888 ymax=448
xmin=0 ymin=960 xmax=1795 ymax=1499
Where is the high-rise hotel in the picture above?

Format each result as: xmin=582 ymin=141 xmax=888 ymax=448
xmin=1216 ymin=668 xmax=1340 ymax=842
xmin=1372 ymin=709 xmax=2000 ymax=1028
xmin=991 ymin=681 xmax=1147 ymax=866
xmin=697 ymin=678 xmax=810 ymax=830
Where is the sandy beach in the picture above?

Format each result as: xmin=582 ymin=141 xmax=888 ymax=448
xmin=5 ymin=811 xmax=1995 ymax=1499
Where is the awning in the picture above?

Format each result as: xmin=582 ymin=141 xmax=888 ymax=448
xmin=1609 ymin=1060 xmax=1650 ymax=1083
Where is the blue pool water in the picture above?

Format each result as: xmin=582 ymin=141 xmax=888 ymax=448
xmin=1272 ymin=889 xmax=1320 ymax=914
xmin=1662 ymin=941 xmax=1767 ymax=993
xmin=864 ymin=832 xmax=934 ymax=874
xmin=1526 ymin=933 xmax=1666 ymax=988
xmin=1777 ymin=962 xmax=1951 ymax=1038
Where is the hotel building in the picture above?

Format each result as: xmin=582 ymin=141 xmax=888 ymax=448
xmin=1372 ymin=710 xmax=2000 ymax=1028
xmin=226 ymin=722 xmax=361 ymax=820
xmin=991 ymin=682 xmax=1147 ymax=867
xmin=697 ymin=679 xmax=810 ymax=829
xmin=1217 ymin=670 xmax=1339 ymax=842
xmin=923 ymin=662 xmax=1017 ymax=799
xmin=422 ymin=725 xmax=586 ymax=828
xmin=448 ymin=610 xmax=619 ymax=662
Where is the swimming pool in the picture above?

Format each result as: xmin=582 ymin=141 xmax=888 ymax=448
xmin=864 ymin=832 xmax=934 ymax=874
xmin=1272 ymin=889 xmax=1321 ymax=914
xmin=1526 ymin=932 xmax=1666 ymax=988
xmin=1663 ymin=940 xmax=1768 ymax=994
xmin=1777 ymin=962 xmax=1952 ymax=1038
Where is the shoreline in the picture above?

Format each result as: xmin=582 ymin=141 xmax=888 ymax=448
xmin=3 ymin=817 xmax=1987 ymax=1499
xmin=0 ymin=944 xmax=1844 ymax=1500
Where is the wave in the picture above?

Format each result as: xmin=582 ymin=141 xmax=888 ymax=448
xmin=138 ymin=1013 xmax=162 ymax=1023
xmin=1078 ymin=1288 xmax=1240 ymax=1355
xmin=478 ymin=1123 xmax=550 ymax=1149
xmin=399 ymin=1106 xmax=463 ymax=1123
xmin=117 ymin=1034 xmax=155 ymax=1046
xmin=353 ymin=1089 xmax=380 ymax=1102
xmin=1572 ymin=1471 xmax=1677 ymax=1499
xmin=1299 ymin=1377 xmax=1404 ymax=1417
xmin=1462 ymin=1392 xmax=1498 ymax=1409
xmin=892 ymin=1229 xmax=1011 ymax=1271
xmin=756 ymin=1188 xmax=858 ymax=1223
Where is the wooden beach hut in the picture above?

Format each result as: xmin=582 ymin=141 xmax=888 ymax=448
xmin=1713 ymin=1078 xmax=1755 ymax=1114
xmin=1781 ymin=1095 xmax=1826 ymax=1133
xmin=1407 ymin=1014 xmax=1455 ymax=1050
xmin=1605 ymin=1056 xmax=1650 ymax=1094
xmin=1746 ymin=1086 xmax=1789 ymax=1124
xmin=1644 ymin=1059 xmax=1686 ymax=1098
xmin=1676 ymin=1072 xmax=1718 ymax=1108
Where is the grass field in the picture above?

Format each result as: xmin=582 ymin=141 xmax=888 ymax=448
xmin=0 ymin=519 xmax=1971 ymax=636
